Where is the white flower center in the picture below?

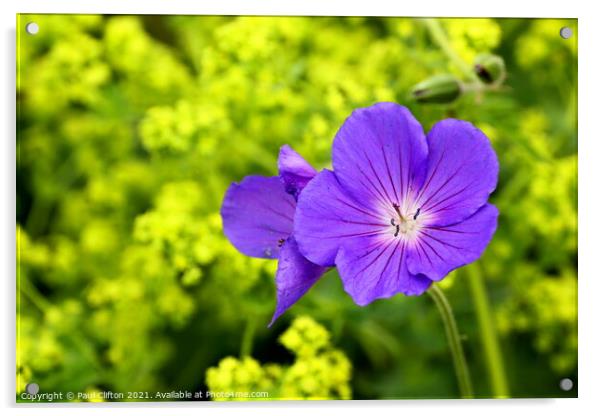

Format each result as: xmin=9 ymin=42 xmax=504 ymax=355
xmin=398 ymin=218 xmax=417 ymax=234
xmin=390 ymin=203 xmax=423 ymax=240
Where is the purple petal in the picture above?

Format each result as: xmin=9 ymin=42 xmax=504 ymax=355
xmin=269 ymin=237 xmax=326 ymax=326
xmin=294 ymin=169 xmax=390 ymax=267
xmin=414 ymin=119 xmax=499 ymax=226
xmin=278 ymin=145 xmax=317 ymax=200
xmin=407 ymin=204 xmax=499 ymax=281
xmin=332 ymin=102 xmax=428 ymax=210
xmin=220 ymin=175 xmax=295 ymax=259
xmin=335 ymin=238 xmax=432 ymax=306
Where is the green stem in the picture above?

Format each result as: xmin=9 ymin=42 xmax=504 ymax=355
xmin=240 ymin=317 xmax=256 ymax=357
xmin=20 ymin=277 xmax=51 ymax=312
xmin=466 ymin=264 xmax=509 ymax=398
xmin=422 ymin=18 xmax=479 ymax=82
xmin=428 ymin=284 xmax=474 ymax=398
xmin=20 ymin=278 xmax=103 ymax=372
xmin=461 ymin=81 xmax=503 ymax=94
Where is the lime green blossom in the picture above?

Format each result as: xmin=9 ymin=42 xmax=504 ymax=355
xmin=206 ymin=317 xmax=352 ymax=400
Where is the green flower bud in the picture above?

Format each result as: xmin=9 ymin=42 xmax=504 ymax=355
xmin=410 ymin=74 xmax=462 ymax=104
xmin=474 ymin=54 xmax=506 ymax=84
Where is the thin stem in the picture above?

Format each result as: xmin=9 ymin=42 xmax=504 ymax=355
xmin=428 ymin=284 xmax=474 ymax=398
xmin=422 ymin=18 xmax=478 ymax=81
xmin=240 ymin=317 xmax=256 ymax=357
xmin=466 ymin=264 xmax=509 ymax=397
xmin=460 ymin=82 xmax=502 ymax=94
xmin=20 ymin=276 xmax=51 ymax=312
xmin=19 ymin=274 xmax=102 ymax=373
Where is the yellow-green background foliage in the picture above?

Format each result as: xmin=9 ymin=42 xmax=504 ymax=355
xmin=17 ymin=15 xmax=577 ymax=400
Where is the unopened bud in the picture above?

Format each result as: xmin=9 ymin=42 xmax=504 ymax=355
xmin=410 ymin=74 xmax=462 ymax=104
xmin=474 ymin=54 xmax=506 ymax=84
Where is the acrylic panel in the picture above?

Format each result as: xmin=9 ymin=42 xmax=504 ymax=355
xmin=16 ymin=15 xmax=578 ymax=402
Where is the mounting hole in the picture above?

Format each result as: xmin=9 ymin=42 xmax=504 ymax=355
xmin=559 ymin=378 xmax=574 ymax=391
xmin=25 ymin=382 xmax=39 ymax=395
xmin=25 ymin=22 xmax=39 ymax=35
xmin=559 ymin=26 xmax=573 ymax=39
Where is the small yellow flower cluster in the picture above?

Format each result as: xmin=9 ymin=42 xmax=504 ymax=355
xmin=206 ymin=316 xmax=352 ymax=400
xmin=481 ymin=105 xmax=577 ymax=375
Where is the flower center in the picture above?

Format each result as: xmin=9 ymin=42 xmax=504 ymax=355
xmin=390 ymin=204 xmax=421 ymax=238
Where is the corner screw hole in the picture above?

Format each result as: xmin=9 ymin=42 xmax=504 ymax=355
xmin=559 ymin=378 xmax=574 ymax=391
xmin=560 ymin=26 xmax=573 ymax=39
xmin=26 ymin=22 xmax=39 ymax=35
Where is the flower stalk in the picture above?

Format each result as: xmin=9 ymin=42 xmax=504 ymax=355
xmin=421 ymin=19 xmax=477 ymax=81
xmin=466 ymin=264 xmax=509 ymax=397
xmin=240 ymin=317 xmax=257 ymax=357
xmin=428 ymin=284 xmax=474 ymax=398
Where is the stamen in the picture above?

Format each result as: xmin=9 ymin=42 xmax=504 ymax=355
xmin=277 ymin=238 xmax=285 ymax=247
xmin=390 ymin=218 xmax=401 ymax=237
xmin=413 ymin=207 xmax=421 ymax=220
xmin=392 ymin=203 xmax=403 ymax=218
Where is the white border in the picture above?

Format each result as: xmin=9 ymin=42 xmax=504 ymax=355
xmin=2 ymin=1 xmax=600 ymax=415
xmin=3 ymin=0 xmax=582 ymax=17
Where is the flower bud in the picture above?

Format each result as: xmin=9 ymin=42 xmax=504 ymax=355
xmin=410 ymin=74 xmax=462 ymax=104
xmin=474 ymin=54 xmax=506 ymax=84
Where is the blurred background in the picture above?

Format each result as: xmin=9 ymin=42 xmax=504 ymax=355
xmin=16 ymin=15 xmax=577 ymax=400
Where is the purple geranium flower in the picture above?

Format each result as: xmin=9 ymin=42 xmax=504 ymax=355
xmin=220 ymin=145 xmax=326 ymax=325
xmin=294 ymin=102 xmax=499 ymax=305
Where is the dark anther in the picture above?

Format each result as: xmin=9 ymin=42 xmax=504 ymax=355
xmin=392 ymin=203 xmax=403 ymax=218
xmin=390 ymin=218 xmax=400 ymax=237
xmin=413 ymin=207 xmax=421 ymax=220
xmin=277 ymin=238 xmax=285 ymax=247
